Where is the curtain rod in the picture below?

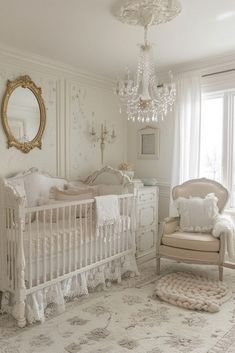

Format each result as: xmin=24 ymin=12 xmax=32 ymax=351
xmin=202 ymin=68 xmax=235 ymax=78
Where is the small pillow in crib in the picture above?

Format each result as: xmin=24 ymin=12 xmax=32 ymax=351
xmin=51 ymin=186 xmax=96 ymax=200
xmin=176 ymin=193 xmax=219 ymax=233
xmin=66 ymin=183 xmax=99 ymax=195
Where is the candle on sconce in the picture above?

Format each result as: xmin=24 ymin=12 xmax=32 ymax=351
xmin=91 ymin=112 xmax=96 ymax=135
xmin=104 ymin=120 xmax=108 ymax=134
xmin=111 ymin=124 xmax=116 ymax=139
xmin=89 ymin=120 xmax=117 ymax=165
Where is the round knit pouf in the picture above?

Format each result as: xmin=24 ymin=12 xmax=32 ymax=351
xmin=154 ymin=272 xmax=232 ymax=313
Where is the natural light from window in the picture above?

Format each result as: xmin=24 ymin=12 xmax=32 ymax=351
xmin=199 ymin=95 xmax=223 ymax=182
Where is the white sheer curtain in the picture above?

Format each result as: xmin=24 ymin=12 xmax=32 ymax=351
xmin=170 ymin=71 xmax=202 ymax=214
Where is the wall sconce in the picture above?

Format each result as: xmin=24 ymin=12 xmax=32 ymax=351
xmin=89 ymin=119 xmax=117 ymax=165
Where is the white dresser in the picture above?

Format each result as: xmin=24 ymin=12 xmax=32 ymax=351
xmin=135 ymin=186 xmax=159 ymax=262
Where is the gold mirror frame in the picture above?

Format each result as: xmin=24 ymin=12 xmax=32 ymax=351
xmin=1 ymin=75 xmax=46 ymax=153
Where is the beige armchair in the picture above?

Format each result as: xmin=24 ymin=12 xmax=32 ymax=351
xmin=157 ymin=178 xmax=229 ymax=281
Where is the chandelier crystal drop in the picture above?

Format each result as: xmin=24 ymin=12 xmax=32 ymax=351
xmin=114 ymin=0 xmax=181 ymax=123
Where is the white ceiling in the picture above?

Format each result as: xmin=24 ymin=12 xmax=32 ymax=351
xmin=0 ymin=0 xmax=235 ymax=78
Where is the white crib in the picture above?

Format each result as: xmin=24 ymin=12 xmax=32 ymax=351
xmin=0 ymin=167 xmax=137 ymax=327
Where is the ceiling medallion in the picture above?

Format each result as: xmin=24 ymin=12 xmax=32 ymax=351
xmin=114 ymin=0 xmax=182 ymax=123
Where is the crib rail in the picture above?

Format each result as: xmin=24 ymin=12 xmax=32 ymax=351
xmin=19 ymin=194 xmax=135 ymax=293
xmin=0 ymin=177 xmax=136 ymax=327
xmin=1 ymin=190 xmax=135 ymax=328
xmin=0 ymin=180 xmax=26 ymax=293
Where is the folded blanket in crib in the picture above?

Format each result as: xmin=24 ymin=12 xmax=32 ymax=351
xmin=212 ymin=215 xmax=235 ymax=260
xmin=95 ymin=195 xmax=120 ymax=227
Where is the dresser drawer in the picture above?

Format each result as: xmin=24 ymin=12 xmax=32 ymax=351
xmin=138 ymin=188 xmax=157 ymax=204
xmin=137 ymin=203 xmax=156 ymax=228
xmin=136 ymin=227 xmax=157 ymax=257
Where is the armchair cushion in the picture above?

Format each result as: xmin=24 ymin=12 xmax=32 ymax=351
xmin=162 ymin=231 xmax=220 ymax=252
xmin=159 ymin=245 xmax=220 ymax=263
xmin=176 ymin=193 xmax=219 ymax=232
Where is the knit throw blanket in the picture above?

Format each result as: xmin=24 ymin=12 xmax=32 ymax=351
xmin=212 ymin=215 xmax=235 ymax=260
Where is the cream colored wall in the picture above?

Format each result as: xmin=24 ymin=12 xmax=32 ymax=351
xmin=0 ymin=51 xmax=127 ymax=179
xmin=127 ymin=113 xmax=174 ymax=220
xmin=65 ymin=80 xmax=126 ymax=180
xmin=127 ymin=114 xmax=174 ymax=183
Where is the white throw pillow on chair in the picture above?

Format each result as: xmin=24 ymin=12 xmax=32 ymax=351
xmin=176 ymin=193 xmax=219 ymax=232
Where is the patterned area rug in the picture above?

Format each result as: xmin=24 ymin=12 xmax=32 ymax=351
xmin=1 ymin=259 xmax=235 ymax=353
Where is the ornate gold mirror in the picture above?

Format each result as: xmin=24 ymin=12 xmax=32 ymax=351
xmin=1 ymin=75 xmax=46 ymax=153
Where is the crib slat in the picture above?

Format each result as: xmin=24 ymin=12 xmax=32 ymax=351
xmin=68 ymin=205 xmax=71 ymax=274
xmin=13 ymin=209 xmax=16 ymax=289
xmin=122 ymin=198 xmax=125 ymax=251
xmin=113 ymin=221 xmax=116 ymax=256
xmin=12 ymin=209 xmax=17 ymax=289
xmin=10 ymin=209 xmax=13 ymax=289
xmin=29 ymin=212 xmax=32 ymax=289
xmin=62 ymin=207 xmax=65 ymax=275
xmin=13 ymin=210 xmax=17 ymax=290
xmin=74 ymin=206 xmax=77 ymax=271
xmin=89 ymin=203 xmax=93 ymax=265
xmin=79 ymin=205 xmax=82 ymax=268
xmin=43 ymin=210 xmax=47 ymax=283
xmin=109 ymin=224 xmax=112 ymax=258
xmin=50 ymin=208 xmax=53 ymax=280
xmin=104 ymin=224 xmax=107 ymax=259
xmin=56 ymin=208 xmax=59 ymax=277
xmin=95 ymin=211 xmax=98 ymax=263
xmin=84 ymin=203 xmax=87 ymax=267
xmin=125 ymin=197 xmax=129 ymax=251
xmin=12 ymin=209 xmax=15 ymax=288
xmin=100 ymin=226 xmax=103 ymax=260
xmin=36 ymin=212 xmax=40 ymax=285
xmin=123 ymin=198 xmax=126 ymax=250
xmin=6 ymin=209 xmax=9 ymax=287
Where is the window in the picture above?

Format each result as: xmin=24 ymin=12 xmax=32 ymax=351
xmin=199 ymin=90 xmax=235 ymax=208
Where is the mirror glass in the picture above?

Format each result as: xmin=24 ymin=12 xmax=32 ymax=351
xmin=7 ymin=87 xmax=40 ymax=143
xmin=141 ymin=133 xmax=155 ymax=154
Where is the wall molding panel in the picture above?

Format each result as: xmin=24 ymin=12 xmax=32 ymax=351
xmin=0 ymin=43 xmax=114 ymax=90
xmin=0 ymin=48 xmax=126 ymax=179
xmin=157 ymin=182 xmax=171 ymax=221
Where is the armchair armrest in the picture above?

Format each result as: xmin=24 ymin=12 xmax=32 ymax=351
xmin=162 ymin=217 xmax=180 ymax=235
xmin=157 ymin=217 xmax=180 ymax=250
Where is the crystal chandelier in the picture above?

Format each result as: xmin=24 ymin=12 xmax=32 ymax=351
xmin=114 ymin=0 xmax=182 ymax=123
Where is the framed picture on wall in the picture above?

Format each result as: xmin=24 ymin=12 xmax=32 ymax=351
xmin=137 ymin=126 xmax=160 ymax=160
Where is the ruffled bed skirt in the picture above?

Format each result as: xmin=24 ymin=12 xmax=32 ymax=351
xmin=1 ymin=254 xmax=138 ymax=324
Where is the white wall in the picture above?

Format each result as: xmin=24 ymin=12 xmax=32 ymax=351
xmin=126 ymin=60 xmax=235 ymax=220
xmin=65 ymin=80 xmax=127 ymax=180
xmin=0 ymin=49 xmax=127 ymax=179
xmin=127 ymin=113 xmax=174 ymax=220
